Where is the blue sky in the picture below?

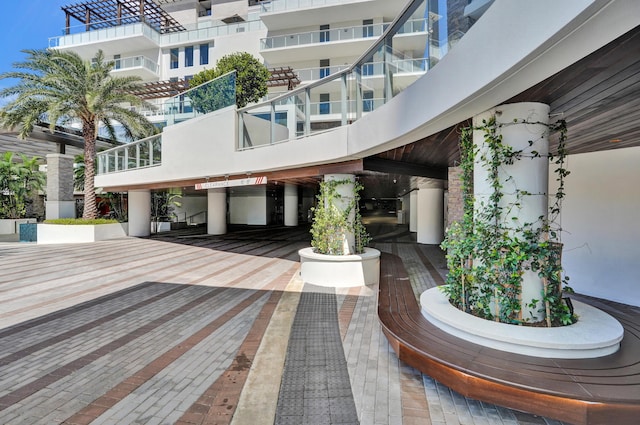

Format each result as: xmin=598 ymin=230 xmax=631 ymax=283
xmin=0 ymin=1 xmax=69 ymax=89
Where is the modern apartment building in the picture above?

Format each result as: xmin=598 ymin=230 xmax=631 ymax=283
xmin=43 ymin=0 xmax=640 ymax=313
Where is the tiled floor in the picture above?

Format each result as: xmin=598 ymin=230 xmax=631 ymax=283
xmin=0 ymin=223 xmax=567 ymax=424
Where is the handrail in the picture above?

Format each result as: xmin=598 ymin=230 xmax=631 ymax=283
xmin=238 ymin=0 xmax=426 ymax=113
xmin=236 ymin=0 xmax=476 ymax=150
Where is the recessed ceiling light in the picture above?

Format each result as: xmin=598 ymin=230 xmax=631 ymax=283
xmin=610 ymin=139 xmax=622 ymax=143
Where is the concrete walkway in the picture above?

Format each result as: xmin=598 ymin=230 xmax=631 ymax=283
xmin=0 ymin=223 xmax=566 ymax=424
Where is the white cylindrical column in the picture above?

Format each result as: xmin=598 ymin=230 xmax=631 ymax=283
xmin=416 ymin=180 xmax=445 ymax=245
xmin=474 ymin=103 xmax=550 ymax=229
xmin=128 ymin=189 xmax=151 ymax=237
xmin=284 ymin=183 xmax=298 ymax=227
xmin=473 ymin=102 xmax=550 ymax=320
xmin=207 ymin=188 xmax=227 ymax=235
xmin=324 ymin=173 xmax=356 ymax=254
xmin=409 ymin=190 xmax=418 ymax=232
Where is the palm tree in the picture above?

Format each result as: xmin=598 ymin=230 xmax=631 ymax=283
xmin=0 ymin=49 xmax=155 ymax=219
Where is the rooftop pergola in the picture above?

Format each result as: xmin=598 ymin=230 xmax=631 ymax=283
xmin=62 ymin=0 xmax=186 ymax=34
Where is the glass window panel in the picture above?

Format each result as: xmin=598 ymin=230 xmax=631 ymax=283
xmin=170 ymin=48 xmax=179 ymax=69
xmin=185 ymin=46 xmax=194 ymax=67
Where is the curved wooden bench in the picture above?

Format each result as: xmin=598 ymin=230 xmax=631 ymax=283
xmin=378 ymin=252 xmax=640 ymax=425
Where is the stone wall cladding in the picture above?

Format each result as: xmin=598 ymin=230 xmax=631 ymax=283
xmin=46 ymin=154 xmax=75 ymax=202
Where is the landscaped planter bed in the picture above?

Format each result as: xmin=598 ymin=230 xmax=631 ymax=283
xmin=37 ymin=222 xmax=128 ymax=244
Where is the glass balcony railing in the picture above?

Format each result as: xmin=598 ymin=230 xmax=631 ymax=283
xmin=97 ymin=134 xmax=162 ymax=175
xmin=162 ymin=71 xmax=236 ymax=126
xmin=261 ymin=22 xmax=385 ymax=49
xmin=240 ymin=0 xmax=470 ymax=150
xmin=260 ymin=0 xmax=363 ymax=13
xmin=97 ymin=72 xmax=236 ymax=175
xmin=113 ymin=55 xmax=159 ymax=75
xmin=295 ymin=57 xmax=428 ymax=82
xmin=161 ymin=20 xmax=265 ymax=45
xmin=261 ymin=18 xmax=428 ymax=50
xmin=49 ymin=21 xmax=160 ymax=48
xmin=49 ymin=16 xmax=264 ymax=49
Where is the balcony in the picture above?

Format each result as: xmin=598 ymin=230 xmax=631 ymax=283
xmin=49 ymin=17 xmax=265 ymax=57
xmin=111 ymin=55 xmax=159 ymax=80
xmin=293 ymin=57 xmax=428 ymax=85
xmin=49 ymin=20 xmax=161 ymax=57
xmin=259 ymin=0 xmax=405 ymax=32
xmin=261 ymin=18 xmax=428 ymax=63
xmin=97 ymin=134 xmax=162 ymax=175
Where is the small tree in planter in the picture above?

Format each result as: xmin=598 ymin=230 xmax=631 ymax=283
xmin=300 ymin=175 xmax=379 ymax=288
xmin=0 ymin=152 xmax=44 ymax=219
xmin=310 ymin=177 xmax=370 ymax=255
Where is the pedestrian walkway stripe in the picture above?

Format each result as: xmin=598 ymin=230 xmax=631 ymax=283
xmin=275 ymin=285 xmax=360 ymax=425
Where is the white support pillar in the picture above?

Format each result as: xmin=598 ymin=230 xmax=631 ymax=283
xmin=207 ymin=188 xmax=227 ymax=235
xmin=284 ymin=183 xmax=298 ymax=227
xmin=473 ymin=102 xmax=550 ymax=320
xmin=128 ymin=189 xmax=151 ymax=237
xmin=324 ymin=173 xmax=355 ymax=254
xmin=416 ymin=180 xmax=444 ymax=245
xmin=409 ymin=190 xmax=418 ymax=233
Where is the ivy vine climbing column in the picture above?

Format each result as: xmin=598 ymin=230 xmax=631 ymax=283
xmin=473 ymin=103 xmax=551 ymax=321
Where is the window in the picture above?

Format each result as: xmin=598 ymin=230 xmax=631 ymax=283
xmin=319 ymin=93 xmax=330 ymax=114
xmin=363 ymin=19 xmax=374 ymax=38
xmin=200 ymin=43 xmax=209 ymax=65
xmin=319 ymin=59 xmax=330 ymax=79
xmin=362 ymin=60 xmax=374 ymax=76
xmin=114 ymin=54 xmax=121 ymax=70
xmin=185 ymin=46 xmax=194 ymax=67
xmin=363 ymin=90 xmax=374 ymax=112
xmin=170 ymin=48 xmax=179 ymax=69
xmin=319 ymin=24 xmax=330 ymax=43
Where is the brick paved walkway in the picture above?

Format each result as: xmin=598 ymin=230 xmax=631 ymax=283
xmin=0 ymin=223 xmax=567 ymax=424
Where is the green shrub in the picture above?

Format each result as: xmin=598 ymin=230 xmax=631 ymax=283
xmin=43 ymin=218 xmax=119 ymax=225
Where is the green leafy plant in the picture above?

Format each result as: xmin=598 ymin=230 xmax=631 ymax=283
xmin=441 ymin=117 xmax=575 ymax=326
xmin=310 ymin=178 xmax=370 ymax=255
xmin=0 ymin=152 xmax=45 ymax=219
xmin=44 ymin=218 xmax=118 ymax=225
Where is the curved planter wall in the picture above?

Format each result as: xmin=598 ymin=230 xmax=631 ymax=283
xmin=420 ymin=287 xmax=624 ymax=359
xmin=299 ymin=247 xmax=381 ymax=288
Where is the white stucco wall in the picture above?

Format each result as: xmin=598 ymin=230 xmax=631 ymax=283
xmin=173 ymin=195 xmax=208 ymax=224
xmin=558 ymin=147 xmax=640 ymax=307
xmin=229 ymin=186 xmax=267 ymax=225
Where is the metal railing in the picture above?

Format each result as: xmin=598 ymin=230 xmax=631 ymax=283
xmin=260 ymin=18 xmax=427 ymax=50
xmin=49 ymin=15 xmax=265 ymax=49
xmin=162 ymin=71 xmax=236 ymax=126
xmin=49 ymin=20 xmax=160 ymax=48
xmin=97 ymin=134 xmax=162 ymax=175
xmin=113 ymin=55 xmax=159 ymax=75
xmin=97 ymin=71 xmax=237 ymax=174
xmin=260 ymin=0 xmax=362 ymax=13
xmin=240 ymin=0 xmax=459 ymax=149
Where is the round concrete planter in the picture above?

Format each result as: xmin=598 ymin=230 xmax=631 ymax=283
xmin=298 ymin=247 xmax=381 ymax=288
xmin=420 ymin=286 xmax=624 ymax=359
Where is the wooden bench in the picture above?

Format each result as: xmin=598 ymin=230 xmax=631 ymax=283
xmin=378 ymin=252 xmax=640 ymax=425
